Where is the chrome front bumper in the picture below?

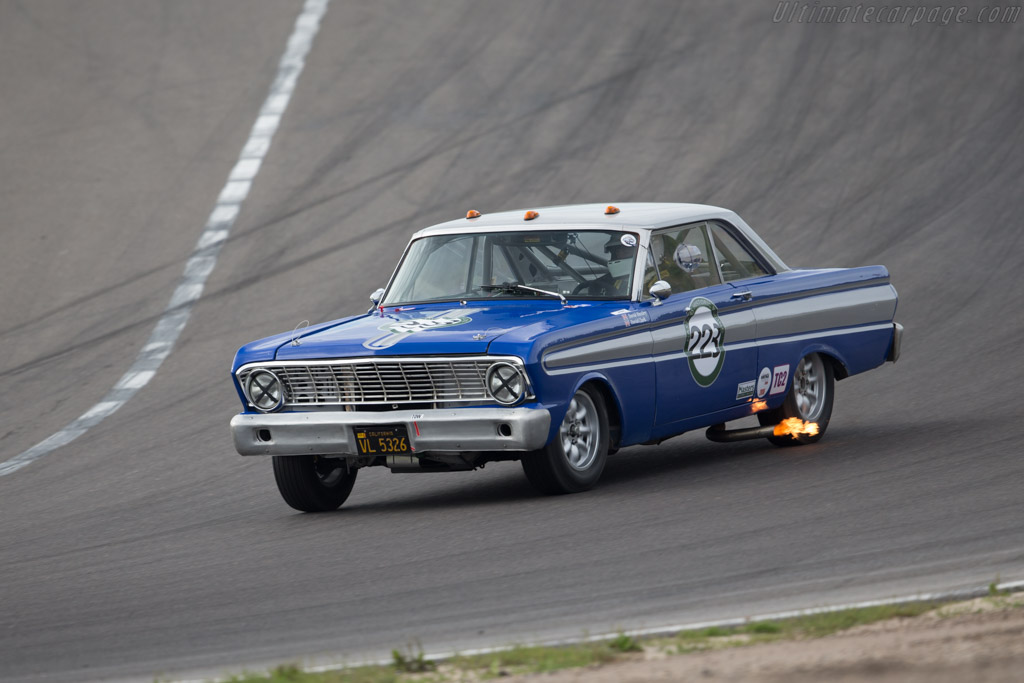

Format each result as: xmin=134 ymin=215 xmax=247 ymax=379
xmin=230 ymin=407 xmax=551 ymax=457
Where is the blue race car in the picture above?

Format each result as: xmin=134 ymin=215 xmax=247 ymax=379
xmin=230 ymin=203 xmax=902 ymax=511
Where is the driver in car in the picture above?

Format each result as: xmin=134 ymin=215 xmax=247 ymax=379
xmin=582 ymin=235 xmax=636 ymax=297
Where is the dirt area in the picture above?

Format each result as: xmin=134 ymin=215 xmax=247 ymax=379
xmin=503 ymin=599 xmax=1024 ymax=683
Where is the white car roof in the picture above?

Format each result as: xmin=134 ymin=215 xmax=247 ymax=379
xmin=414 ymin=202 xmax=735 ymax=237
xmin=412 ymin=202 xmax=789 ymax=272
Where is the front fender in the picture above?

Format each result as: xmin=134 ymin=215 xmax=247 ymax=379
xmin=536 ymin=366 xmax=654 ymax=449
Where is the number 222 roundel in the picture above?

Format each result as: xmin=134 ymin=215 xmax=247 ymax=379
xmin=685 ymin=297 xmax=726 ymax=387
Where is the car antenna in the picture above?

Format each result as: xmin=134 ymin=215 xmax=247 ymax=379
xmin=290 ymin=320 xmax=309 ymax=346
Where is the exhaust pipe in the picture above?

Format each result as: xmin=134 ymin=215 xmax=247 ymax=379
xmin=386 ymin=454 xmax=477 ymax=472
xmin=705 ymin=423 xmax=776 ymax=443
xmin=386 ymin=455 xmax=429 ymax=472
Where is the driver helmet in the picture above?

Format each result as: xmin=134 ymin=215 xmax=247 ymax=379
xmin=604 ymin=234 xmax=636 ymax=279
xmin=673 ymin=243 xmax=703 ymax=273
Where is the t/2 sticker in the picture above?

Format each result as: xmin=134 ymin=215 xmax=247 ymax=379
xmin=769 ymin=364 xmax=790 ymax=395
xmin=685 ymin=297 xmax=725 ymax=387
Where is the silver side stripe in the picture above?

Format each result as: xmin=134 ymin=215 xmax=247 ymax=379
xmin=545 ymin=355 xmax=655 ymax=376
xmin=542 ymin=285 xmax=897 ymax=374
xmin=753 ymin=285 xmax=897 ymax=339
xmin=654 ymin=322 xmax=893 ymax=363
xmin=543 ymin=330 xmax=653 ymax=370
xmin=547 ymin=322 xmax=892 ymax=374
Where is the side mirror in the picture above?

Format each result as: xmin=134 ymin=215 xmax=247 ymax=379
xmin=369 ymin=288 xmax=385 ymax=305
xmin=649 ymin=280 xmax=671 ymax=303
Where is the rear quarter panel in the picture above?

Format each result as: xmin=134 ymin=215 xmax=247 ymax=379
xmin=745 ymin=266 xmax=898 ymax=405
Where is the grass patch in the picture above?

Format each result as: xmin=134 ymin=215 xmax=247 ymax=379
xmin=224 ymin=663 xmax=398 ymax=683
xmin=664 ymin=602 xmax=942 ymax=655
xmin=214 ymin=597 xmax=1017 ymax=683
xmin=779 ymin=602 xmax=939 ymax=638
xmin=679 ymin=625 xmax=730 ymax=640
xmin=746 ymin=621 xmax=782 ymax=634
xmin=451 ymin=642 xmax=619 ymax=678
xmin=391 ymin=643 xmax=435 ymax=673
xmin=608 ymin=632 xmax=644 ymax=653
xmin=989 ymin=577 xmax=1010 ymax=597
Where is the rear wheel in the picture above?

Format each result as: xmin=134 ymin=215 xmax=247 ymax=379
xmin=272 ymin=455 xmax=358 ymax=512
xmin=522 ymin=385 xmax=609 ymax=494
xmin=758 ymin=353 xmax=834 ymax=447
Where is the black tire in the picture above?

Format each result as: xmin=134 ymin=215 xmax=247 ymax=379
xmin=522 ymin=385 xmax=609 ymax=494
xmin=272 ymin=455 xmax=358 ymax=512
xmin=758 ymin=352 xmax=834 ymax=447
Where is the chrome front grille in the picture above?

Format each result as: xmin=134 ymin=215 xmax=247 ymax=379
xmin=237 ymin=357 xmax=506 ymax=407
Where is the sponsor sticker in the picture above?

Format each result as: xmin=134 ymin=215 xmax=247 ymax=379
xmin=363 ymin=309 xmax=478 ymax=349
xmin=685 ymin=297 xmax=725 ymax=387
xmin=381 ymin=315 xmax=471 ymax=335
xmin=626 ymin=310 xmax=648 ymax=326
xmin=614 ymin=309 xmax=648 ymax=327
xmin=620 ymin=234 xmax=637 ymax=247
xmin=756 ymin=367 xmax=772 ymax=398
xmin=769 ymin=364 xmax=790 ymax=395
xmin=736 ymin=380 xmax=755 ymax=400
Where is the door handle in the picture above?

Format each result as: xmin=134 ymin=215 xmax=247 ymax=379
xmin=731 ymin=291 xmax=753 ymax=301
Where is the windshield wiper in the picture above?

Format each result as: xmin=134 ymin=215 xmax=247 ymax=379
xmin=481 ymin=282 xmax=566 ymax=303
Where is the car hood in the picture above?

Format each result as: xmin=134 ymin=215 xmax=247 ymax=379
xmin=268 ymin=301 xmax=611 ymax=361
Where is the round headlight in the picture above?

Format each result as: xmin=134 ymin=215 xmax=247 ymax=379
xmin=246 ymin=369 xmax=285 ymax=412
xmin=486 ymin=362 xmax=526 ymax=406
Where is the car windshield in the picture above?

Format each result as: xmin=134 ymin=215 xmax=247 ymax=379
xmin=383 ymin=230 xmax=639 ymax=305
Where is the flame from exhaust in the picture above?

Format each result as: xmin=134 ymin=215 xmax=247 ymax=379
xmin=751 ymin=400 xmax=768 ymax=413
xmin=773 ymin=417 xmax=819 ymax=439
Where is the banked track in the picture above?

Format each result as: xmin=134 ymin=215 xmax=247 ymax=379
xmin=1 ymin=1 xmax=1022 ymax=680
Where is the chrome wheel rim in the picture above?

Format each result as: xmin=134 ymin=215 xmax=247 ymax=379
xmin=559 ymin=392 xmax=599 ymax=471
xmin=794 ymin=354 xmax=825 ymax=421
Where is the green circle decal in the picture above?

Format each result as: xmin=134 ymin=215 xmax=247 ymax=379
xmin=684 ymin=297 xmax=725 ymax=387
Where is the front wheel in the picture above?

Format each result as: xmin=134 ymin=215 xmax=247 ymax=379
xmin=272 ymin=455 xmax=358 ymax=512
xmin=522 ymin=385 xmax=609 ymax=494
xmin=758 ymin=353 xmax=834 ymax=447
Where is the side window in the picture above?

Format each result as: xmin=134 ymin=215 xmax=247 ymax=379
xmin=709 ymin=223 xmax=768 ymax=282
xmin=645 ymin=223 xmax=720 ymax=296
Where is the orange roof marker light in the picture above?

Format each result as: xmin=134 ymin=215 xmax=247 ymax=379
xmin=605 ymin=205 xmax=620 ymax=215
xmin=524 ymin=210 xmax=540 ymax=221
xmin=466 ymin=209 xmax=482 ymax=219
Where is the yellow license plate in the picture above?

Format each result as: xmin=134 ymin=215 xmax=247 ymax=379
xmin=354 ymin=425 xmax=411 ymax=456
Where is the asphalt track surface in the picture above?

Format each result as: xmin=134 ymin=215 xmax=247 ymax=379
xmin=1 ymin=1 xmax=1022 ymax=680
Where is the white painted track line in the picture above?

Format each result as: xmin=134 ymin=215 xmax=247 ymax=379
xmin=0 ymin=0 xmax=331 ymax=478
